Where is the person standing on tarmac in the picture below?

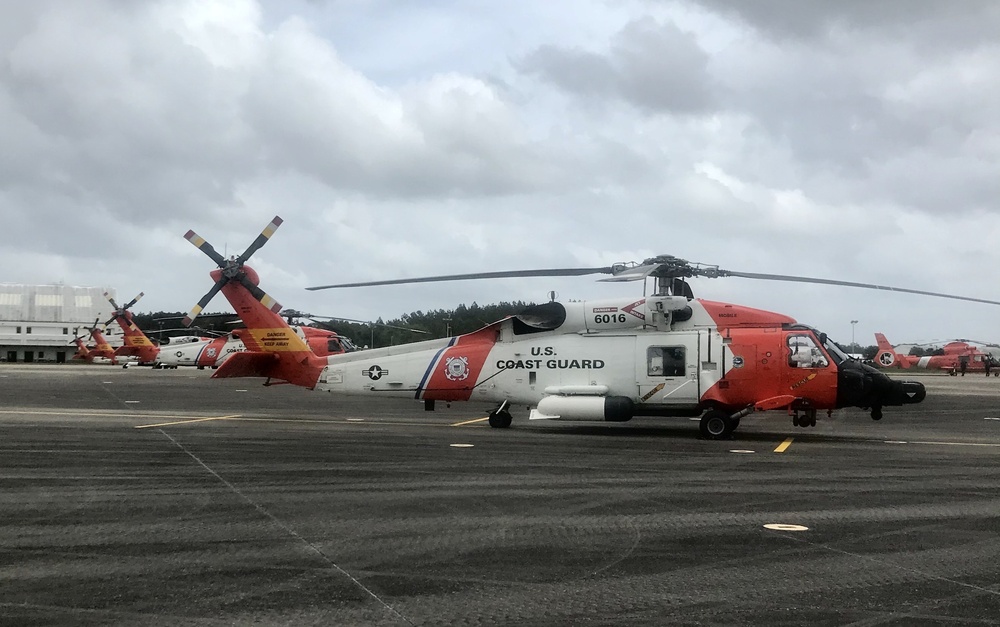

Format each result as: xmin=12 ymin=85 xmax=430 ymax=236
xmin=986 ymin=357 xmax=993 ymax=378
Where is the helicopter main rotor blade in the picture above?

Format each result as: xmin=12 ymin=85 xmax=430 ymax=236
xmin=306 ymin=316 xmax=431 ymax=334
xmin=236 ymin=216 xmax=284 ymax=266
xmin=306 ymin=267 xmax=614 ymax=290
xmin=722 ymin=271 xmax=1000 ymax=306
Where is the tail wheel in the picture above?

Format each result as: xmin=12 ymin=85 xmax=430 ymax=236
xmin=488 ymin=401 xmax=512 ymax=428
xmin=699 ymin=409 xmax=735 ymax=440
xmin=488 ymin=409 xmax=512 ymax=428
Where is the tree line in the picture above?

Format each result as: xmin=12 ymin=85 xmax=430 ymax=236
xmin=130 ymin=301 xmax=536 ymax=348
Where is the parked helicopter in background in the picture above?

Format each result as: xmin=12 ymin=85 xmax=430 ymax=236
xmin=875 ymin=333 xmax=999 ymax=376
xmin=103 ymin=291 xmax=162 ymax=366
xmin=173 ymin=217 xmax=1000 ymax=440
xmin=69 ymin=319 xmax=118 ymax=365
xmin=155 ymin=324 xmax=358 ymax=369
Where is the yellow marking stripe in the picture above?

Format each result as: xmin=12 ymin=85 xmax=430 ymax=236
xmin=452 ymin=416 xmax=489 ymax=426
xmin=190 ymin=235 xmax=206 ymax=247
xmin=135 ymin=415 xmax=242 ymax=429
xmin=247 ymin=327 xmax=309 ymax=352
xmin=774 ymin=437 xmax=794 ymax=453
xmin=263 ymin=223 xmax=278 ymax=237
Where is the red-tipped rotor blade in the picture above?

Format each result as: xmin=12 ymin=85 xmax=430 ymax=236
xmin=236 ymin=216 xmax=283 ymax=265
xmin=184 ymin=230 xmax=228 ymax=267
xmin=103 ymin=292 xmax=120 ymax=310
xmin=123 ymin=292 xmax=144 ymax=311
xmin=183 ymin=279 xmax=228 ymax=327
xmin=237 ymin=274 xmax=282 ymax=313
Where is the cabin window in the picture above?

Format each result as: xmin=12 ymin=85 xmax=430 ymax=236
xmin=327 ymin=339 xmax=343 ymax=353
xmin=787 ymin=334 xmax=828 ymax=368
xmin=647 ymin=346 xmax=686 ymax=377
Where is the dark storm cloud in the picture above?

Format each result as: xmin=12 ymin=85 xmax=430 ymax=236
xmin=691 ymin=0 xmax=1000 ymax=44
xmin=518 ymin=17 xmax=715 ymax=114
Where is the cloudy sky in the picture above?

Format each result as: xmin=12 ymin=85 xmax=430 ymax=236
xmin=2 ymin=0 xmax=999 ymax=346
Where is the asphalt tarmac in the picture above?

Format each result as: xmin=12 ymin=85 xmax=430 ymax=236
xmin=2 ymin=364 xmax=1000 ymax=626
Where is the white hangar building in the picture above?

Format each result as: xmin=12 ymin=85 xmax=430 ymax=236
xmin=0 ymin=284 xmax=123 ymax=363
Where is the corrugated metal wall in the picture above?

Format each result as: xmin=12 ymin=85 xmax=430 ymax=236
xmin=0 ymin=284 xmax=116 ymax=324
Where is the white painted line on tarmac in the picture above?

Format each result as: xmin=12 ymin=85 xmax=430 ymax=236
xmin=764 ymin=524 xmax=809 ymax=531
xmin=135 ymin=414 xmax=242 ymax=429
xmin=885 ymin=440 xmax=908 ymax=444
xmin=985 ymin=417 xmax=1000 ymax=421
xmin=125 ymin=400 xmax=140 ymax=404
xmin=730 ymin=449 xmax=756 ymax=454
xmin=347 ymin=418 xmax=365 ymax=422
xmin=450 ymin=443 xmax=475 ymax=448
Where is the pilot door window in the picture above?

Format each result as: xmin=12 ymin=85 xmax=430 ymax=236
xmin=787 ymin=335 xmax=829 ymax=368
xmin=648 ymin=346 xmax=686 ymax=377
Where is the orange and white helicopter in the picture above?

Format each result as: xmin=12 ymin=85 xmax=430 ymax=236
xmin=181 ymin=217 xmax=1000 ymax=439
xmin=69 ymin=319 xmax=119 ymax=364
xmin=103 ymin=291 xmax=163 ymax=366
xmin=875 ymin=333 xmax=999 ymax=376
xmin=155 ymin=324 xmax=359 ymax=369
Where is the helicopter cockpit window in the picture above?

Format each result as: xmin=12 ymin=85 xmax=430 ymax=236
xmin=328 ymin=338 xmax=343 ymax=353
xmin=821 ymin=337 xmax=849 ymax=365
xmin=648 ymin=346 xmax=686 ymax=377
xmin=787 ymin=334 xmax=828 ymax=368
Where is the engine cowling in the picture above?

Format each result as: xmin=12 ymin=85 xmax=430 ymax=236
xmin=529 ymin=395 xmax=634 ymax=422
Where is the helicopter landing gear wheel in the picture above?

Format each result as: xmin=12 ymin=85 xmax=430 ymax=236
xmin=488 ymin=401 xmax=512 ymax=429
xmin=699 ymin=409 xmax=735 ymax=440
xmin=871 ymin=406 xmax=883 ymax=421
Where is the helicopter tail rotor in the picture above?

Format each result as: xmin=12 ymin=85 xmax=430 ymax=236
xmin=182 ymin=217 xmax=284 ymax=326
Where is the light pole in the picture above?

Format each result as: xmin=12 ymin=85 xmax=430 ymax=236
xmin=850 ymin=320 xmax=858 ymax=351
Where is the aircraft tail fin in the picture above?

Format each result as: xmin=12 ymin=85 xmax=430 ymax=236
xmin=874 ymin=332 xmax=908 ymax=369
xmin=184 ymin=217 xmax=326 ymax=389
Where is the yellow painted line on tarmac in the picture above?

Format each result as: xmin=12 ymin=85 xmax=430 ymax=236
xmin=135 ymin=415 xmax=243 ymax=429
xmin=774 ymin=437 xmax=794 ymax=453
xmin=451 ymin=416 xmax=489 ymax=427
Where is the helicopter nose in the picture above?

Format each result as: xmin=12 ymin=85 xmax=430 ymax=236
xmin=837 ymin=361 xmax=926 ymax=410
xmin=880 ymin=377 xmax=926 ymax=405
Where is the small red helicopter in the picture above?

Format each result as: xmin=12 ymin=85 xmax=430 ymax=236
xmin=103 ymin=291 xmax=162 ymax=366
xmin=875 ymin=333 xmax=999 ymax=376
xmin=69 ymin=319 xmax=118 ymax=364
xmin=155 ymin=324 xmax=358 ymax=369
xmin=181 ymin=217 xmax=1000 ymax=439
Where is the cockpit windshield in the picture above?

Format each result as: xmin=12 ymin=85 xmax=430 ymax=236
xmin=821 ymin=335 xmax=849 ymax=365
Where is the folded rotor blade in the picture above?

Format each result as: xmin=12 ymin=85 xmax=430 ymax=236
xmin=184 ymin=229 xmax=227 ymax=267
xmin=597 ymin=263 xmax=662 ymax=283
xmin=723 ymin=271 xmax=1000 ymax=306
xmin=306 ymin=267 xmax=613 ymax=290
xmin=236 ymin=216 xmax=283 ymax=265
xmin=237 ymin=274 xmax=282 ymax=313
xmin=183 ymin=279 xmax=228 ymax=327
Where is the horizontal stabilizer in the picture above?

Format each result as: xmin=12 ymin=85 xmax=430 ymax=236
xmin=212 ymin=351 xmax=280 ymax=379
